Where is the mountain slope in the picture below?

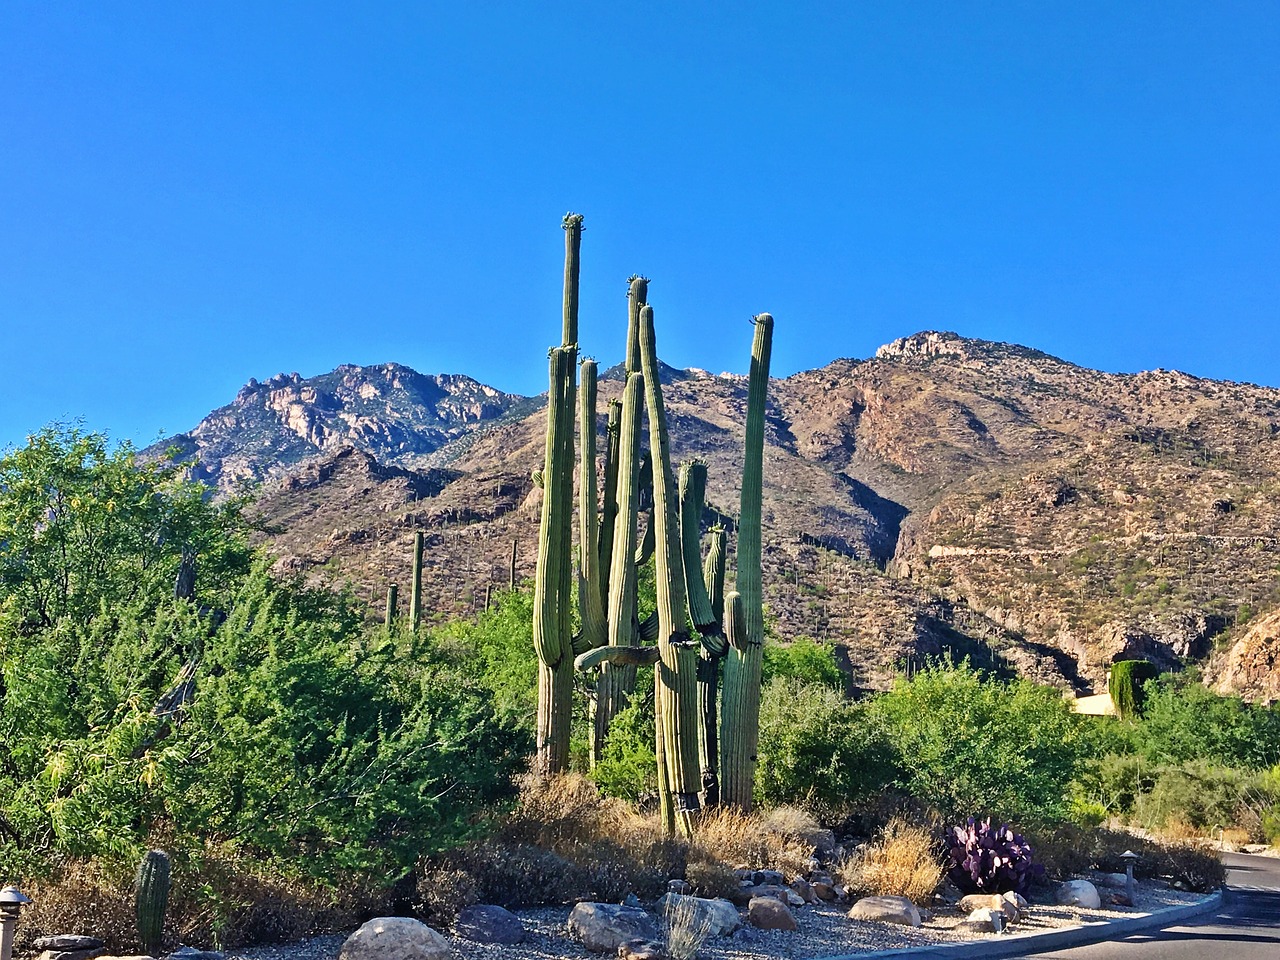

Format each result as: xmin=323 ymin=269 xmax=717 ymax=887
xmin=165 ymin=332 xmax=1280 ymax=697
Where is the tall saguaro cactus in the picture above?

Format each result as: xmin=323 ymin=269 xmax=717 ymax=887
xmin=639 ymin=303 xmax=702 ymax=834
xmin=532 ymin=212 xmax=585 ymax=776
xmin=720 ymin=313 xmax=773 ymax=809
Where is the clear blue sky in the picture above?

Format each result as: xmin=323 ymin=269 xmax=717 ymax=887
xmin=2 ymin=2 xmax=1277 ymax=450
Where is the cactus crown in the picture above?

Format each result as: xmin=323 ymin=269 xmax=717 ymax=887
xmin=563 ymin=212 xmax=585 ymax=230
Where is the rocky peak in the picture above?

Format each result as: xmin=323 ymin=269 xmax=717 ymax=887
xmin=146 ymin=362 xmax=532 ymax=492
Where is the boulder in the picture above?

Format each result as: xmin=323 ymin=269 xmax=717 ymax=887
xmin=453 ymin=904 xmax=525 ymax=944
xmin=568 ymin=903 xmax=660 ymax=954
xmin=751 ymin=869 xmax=786 ymax=886
xmin=1094 ymin=872 xmax=1129 ymax=889
xmin=33 ymin=939 xmax=105 ymax=953
xmin=733 ymin=883 xmax=802 ymax=907
xmin=747 ymin=896 xmax=797 ymax=931
xmin=958 ymin=893 xmax=1021 ymax=922
xmin=963 ymin=907 xmax=1004 ymax=933
xmin=165 ymin=949 xmax=224 ymax=960
xmin=848 ymin=896 xmax=922 ymax=928
xmin=36 ymin=950 xmax=105 ymax=960
xmin=812 ymin=881 xmax=837 ymax=902
xmin=338 ymin=918 xmax=452 ymax=960
xmin=1056 ymin=879 xmax=1102 ymax=909
xmin=789 ymin=878 xmax=817 ymax=904
xmin=617 ymin=940 xmax=665 ymax=960
xmin=657 ymin=894 xmax=740 ymax=936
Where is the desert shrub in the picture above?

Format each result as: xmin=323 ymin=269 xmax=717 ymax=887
xmin=663 ymin=893 xmax=716 ymax=960
xmin=1137 ymin=761 xmax=1258 ymax=833
xmin=17 ymin=849 xmax=388 ymax=954
xmin=1152 ymin=842 xmax=1227 ymax=891
xmin=684 ymin=859 xmax=743 ymax=900
xmin=872 ymin=662 xmax=1085 ymax=823
xmin=755 ymin=678 xmax=897 ymax=815
xmin=431 ymin=589 xmax=538 ymax=724
xmin=1137 ymin=675 xmax=1280 ymax=770
xmin=762 ymin=636 xmax=845 ymax=690
xmin=944 ymin=818 xmax=1043 ymax=896
xmin=841 ymin=818 xmax=943 ymax=902
xmin=1108 ymin=660 xmax=1159 ymax=719
xmin=592 ymin=690 xmax=659 ymax=805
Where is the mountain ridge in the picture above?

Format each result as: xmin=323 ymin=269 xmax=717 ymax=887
xmin=154 ymin=330 xmax=1280 ymax=701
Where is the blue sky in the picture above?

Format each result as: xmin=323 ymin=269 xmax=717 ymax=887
xmin=2 ymin=2 xmax=1277 ymax=450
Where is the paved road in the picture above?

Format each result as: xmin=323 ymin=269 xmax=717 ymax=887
xmin=1021 ymin=853 xmax=1280 ymax=960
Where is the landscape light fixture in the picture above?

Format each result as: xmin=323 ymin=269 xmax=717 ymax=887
xmin=0 ymin=886 xmax=32 ymax=960
xmin=1120 ymin=849 xmax=1140 ymax=905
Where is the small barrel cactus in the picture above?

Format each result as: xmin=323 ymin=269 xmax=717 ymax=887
xmin=135 ymin=849 xmax=171 ymax=955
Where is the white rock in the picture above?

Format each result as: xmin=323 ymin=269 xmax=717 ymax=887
xmin=567 ymin=902 xmax=659 ymax=953
xmin=848 ymin=895 xmax=921 ymax=927
xmin=1056 ymin=879 xmax=1102 ymax=909
xmin=338 ymin=918 xmax=452 ymax=960
xmin=966 ymin=907 xmax=1004 ymax=933
xmin=657 ymin=894 xmax=740 ymax=936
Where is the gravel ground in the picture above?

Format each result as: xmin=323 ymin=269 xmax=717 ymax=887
xmin=225 ymin=885 xmax=1206 ymax=960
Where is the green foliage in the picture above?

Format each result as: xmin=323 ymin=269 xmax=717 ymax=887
xmin=872 ymin=662 xmax=1085 ymax=823
xmin=432 ymin=589 xmax=538 ymax=724
xmin=0 ymin=425 xmax=251 ymax=635
xmin=1108 ymin=660 xmax=1158 ymax=719
xmin=592 ymin=682 xmax=658 ymax=805
xmin=1136 ymin=674 xmax=1280 ymax=770
xmin=762 ymin=636 xmax=844 ymax=691
xmin=755 ymin=678 xmax=897 ymax=814
xmin=1136 ymin=760 xmax=1256 ymax=831
xmin=0 ymin=427 xmax=530 ymax=881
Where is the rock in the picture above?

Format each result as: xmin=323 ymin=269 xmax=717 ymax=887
xmin=617 ymin=939 xmax=665 ymax=960
xmin=338 ymin=918 xmax=452 ymax=960
xmin=732 ymin=883 xmax=796 ymax=907
xmin=789 ymin=878 xmax=817 ymax=903
xmin=848 ymin=896 xmax=922 ymax=928
xmin=1056 ymin=879 xmax=1102 ymax=909
xmin=747 ymin=897 xmax=797 ymax=931
xmin=623 ymin=893 xmax=642 ymax=908
xmin=667 ymin=880 xmax=691 ymax=895
xmin=568 ymin=903 xmax=660 ymax=954
xmin=165 ymin=950 xmax=224 ymax=960
xmin=751 ymin=869 xmax=786 ymax=886
xmin=657 ymin=894 xmax=740 ymax=936
xmin=812 ymin=881 xmax=837 ymax=901
xmin=958 ymin=893 xmax=1021 ymax=922
xmin=453 ymin=904 xmax=525 ymax=944
xmin=36 ymin=950 xmax=105 ymax=960
xmin=811 ymin=830 xmax=837 ymax=857
xmin=33 ymin=938 xmax=106 ymax=953
xmin=1094 ymin=872 xmax=1128 ymax=889
xmin=964 ymin=907 xmax=1004 ymax=933
xmin=1109 ymin=892 xmax=1135 ymax=907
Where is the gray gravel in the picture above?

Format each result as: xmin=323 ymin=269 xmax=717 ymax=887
xmin=224 ymin=886 xmax=1205 ymax=960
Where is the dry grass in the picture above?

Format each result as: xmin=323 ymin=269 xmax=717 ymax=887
xmin=690 ymin=807 xmax=814 ymax=876
xmin=840 ymin=818 xmax=943 ymax=903
xmin=17 ymin=852 xmax=383 ymax=955
xmin=663 ymin=894 xmax=715 ymax=960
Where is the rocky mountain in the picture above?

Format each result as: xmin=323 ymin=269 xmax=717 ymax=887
xmin=146 ymin=363 xmax=536 ymax=489
xmin=162 ymin=332 xmax=1280 ymax=700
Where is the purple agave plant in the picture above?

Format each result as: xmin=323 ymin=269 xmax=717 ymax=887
xmin=945 ymin=817 xmax=1044 ymax=895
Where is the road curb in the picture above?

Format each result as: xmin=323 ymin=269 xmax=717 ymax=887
xmin=811 ymin=889 xmax=1224 ymax=960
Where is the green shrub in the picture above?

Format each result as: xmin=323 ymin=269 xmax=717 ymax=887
xmin=755 ymin=678 xmax=897 ymax=815
xmin=592 ymin=673 xmax=658 ymax=805
xmin=871 ymin=662 xmax=1085 ymax=823
xmin=1138 ymin=676 xmax=1280 ymax=770
xmin=762 ymin=636 xmax=844 ymax=690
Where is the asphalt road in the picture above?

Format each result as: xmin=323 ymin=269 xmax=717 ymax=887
xmin=1020 ymin=853 xmax=1280 ymax=960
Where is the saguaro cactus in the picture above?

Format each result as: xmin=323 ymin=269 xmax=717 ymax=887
xmin=533 ymin=346 xmax=577 ymax=774
xmin=720 ymin=313 xmax=773 ymax=810
xmin=639 ymin=302 xmax=702 ymax=834
xmin=135 ymin=849 xmax=170 ymax=956
xmin=410 ymin=530 xmax=424 ymax=628
xmin=384 ymin=583 xmax=398 ymax=628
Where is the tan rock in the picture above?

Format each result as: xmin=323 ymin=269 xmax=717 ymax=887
xmin=747 ymin=897 xmax=797 ymax=931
